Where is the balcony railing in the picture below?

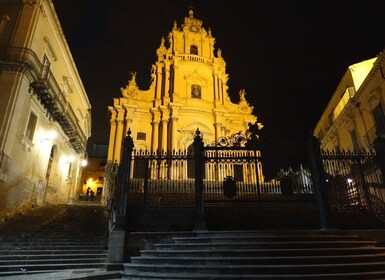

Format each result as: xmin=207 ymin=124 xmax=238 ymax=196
xmin=0 ymin=46 xmax=87 ymax=154
xmin=166 ymin=53 xmax=213 ymax=65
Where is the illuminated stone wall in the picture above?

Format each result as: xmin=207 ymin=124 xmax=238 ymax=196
xmin=0 ymin=0 xmax=91 ymax=221
xmin=108 ymin=10 xmax=261 ymax=163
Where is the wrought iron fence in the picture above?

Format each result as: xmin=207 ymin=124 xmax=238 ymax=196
xmin=309 ymin=136 xmax=385 ymax=229
xmin=321 ymin=149 xmax=385 ymax=228
xmin=114 ymin=129 xmax=317 ymax=231
xmin=126 ymin=150 xmax=196 ymax=231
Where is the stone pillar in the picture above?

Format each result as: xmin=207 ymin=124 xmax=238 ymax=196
xmin=219 ymin=78 xmax=224 ymax=104
xmin=159 ymin=108 xmax=170 ymax=152
xmin=171 ymin=116 xmax=178 ymax=151
xmin=113 ymin=107 xmax=125 ymax=164
xmin=155 ymin=63 xmax=163 ymax=107
xmin=163 ymin=61 xmax=171 ymax=104
xmin=107 ymin=107 xmax=117 ymax=162
xmin=161 ymin=119 xmax=168 ymax=152
xmin=214 ymin=123 xmax=221 ymax=141
xmin=150 ymin=109 xmax=161 ymax=152
xmin=308 ymin=135 xmax=330 ymax=230
xmin=151 ymin=121 xmax=159 ymax=152
xmin=213 ymin=72 xmax=218 ymax=101
xmin=221 ymin=125 xmax=226 ymax=137
xmin=108 ymin=131 xmax=134 ymax=264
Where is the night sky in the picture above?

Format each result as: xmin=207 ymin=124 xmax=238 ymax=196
xmin=52 ymin=1 xmax=385 ymax=178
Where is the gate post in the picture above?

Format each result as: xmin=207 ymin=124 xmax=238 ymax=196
xmin=308 ymin=135 xmax=329 ymax=229
xmin=193 ymin=129 xmax=206 ymax=231
xmin=108 ymin=130 xmax=134 ymax=263
xmin=373 ymin=137 xmax=385 ymax=183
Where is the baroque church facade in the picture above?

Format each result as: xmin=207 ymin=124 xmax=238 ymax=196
xmin=108 ymin=10 xmax=261 ymax=163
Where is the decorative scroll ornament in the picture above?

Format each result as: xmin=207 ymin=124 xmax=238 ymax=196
xmin=121 ymin=72 xmax=140 ymax=99
xmin=209 ymin=131 xmax=247 ymax=147
xmin=209 ymin=121 xmax=262 ymax=148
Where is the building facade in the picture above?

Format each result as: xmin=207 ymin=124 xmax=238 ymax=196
xmin=314 ymin=50 xmax=385 ymax=151
xmin=0 ymin=0 xmax=91 ymax=221
xmin=108 ymin=10 xmax=261 ymax=163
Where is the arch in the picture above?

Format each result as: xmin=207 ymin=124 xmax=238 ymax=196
xmin=44 ymin=145 xmax=58 ymax=202
xmin=179 ymin=122 xmax=213 ymax=149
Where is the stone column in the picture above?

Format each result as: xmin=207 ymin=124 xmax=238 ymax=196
xmin=123 ymin=105 xmax=137 ymax=140
xmin=219 ymin=78 xmax=224 ymax=104
xmin=213 ymin=71 xmax=218 ymax=101
xmin=107 ymin=107 xmax=117 ymax=162
xmin=163 ymin=61 xmax=171 ymax=104
xmin=161 ymin=119 xmax=168 ymax=152
xmin=160 ymin=107 xmax=169 ymax=152
xmin=151 ymin=119 xmax=160 ymax=152
xmin=113 ymin=107 xmax=125 ymax=164
xmin=155 ymin=63 xmax=163 ymax=107
xmin=214 ymin=123 xmax=221 ymax=141
xmin=171 ymin=116 xmax=178 ymax=151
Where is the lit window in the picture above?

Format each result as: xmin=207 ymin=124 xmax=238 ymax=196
xmin=190 ymin=45 xmax=198 ymax=55
xmin=191 ymin=84 xmax=201 ymax=99
xmin=137 ymin=132 xmax=146 ymax=140
xmin=25 ymin=112 xmax=37 ymax=141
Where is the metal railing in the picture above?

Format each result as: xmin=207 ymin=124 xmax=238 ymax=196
xmin=0 ymin=46 xmax=87 ymax=154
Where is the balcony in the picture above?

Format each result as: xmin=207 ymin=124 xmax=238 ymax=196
xmin=0 ymin=46 xmax=86 ymax=154
xmin=169 ymin=53 xmax=213 ymax=65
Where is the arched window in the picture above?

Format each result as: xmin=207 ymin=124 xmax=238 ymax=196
xmin=190 ymin=45 xmax=198 ymax=55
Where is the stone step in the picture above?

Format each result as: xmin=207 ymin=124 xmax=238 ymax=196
xmin=0 ymin=253 xmax=108 ymax=260
xmin=0 ymin=249 xmax=107 ymax=255
xmin=130 ymin=253 xmax=385 ymax=265
xmin=1 ymin=245 xmax=106 ymax=250
xmin=154 ymin=240 xmax=378 ymax=250
xmin=192 ymin=229 xmax=356 ymax=237
xmin=121 ymin=270 xmax=385 ymax=279
xmin=0 ymin=269 xmax=122 ymax=279
xmin=0 ymin=241 xmax=106 ymax=247
xmin=172 ymin=234 xmax=362 ymax=243
xmin=140 ymin=246 xmax=385 ymax=257
xmin=0 ymin=262 xmax=108 ymax=273
xmin=0 ymin=257 xmax=107 ymax=265
xmin=124 ymin=261 xmax=385 ymax=275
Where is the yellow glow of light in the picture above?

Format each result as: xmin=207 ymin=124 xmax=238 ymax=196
xmin=68 ymin=155 xmax=75 ymax=163
xmin=80 ymin=159 xmax=88 ymax=167
xmin=47 ymin=130 xmax=57 ymax=140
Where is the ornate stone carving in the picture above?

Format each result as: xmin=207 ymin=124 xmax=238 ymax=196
xmin=23 ymin=0 xmax=37 ymax=7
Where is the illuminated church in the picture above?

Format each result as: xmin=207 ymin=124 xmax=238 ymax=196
xmin=107 ymin=10 xmax=262 ymax=163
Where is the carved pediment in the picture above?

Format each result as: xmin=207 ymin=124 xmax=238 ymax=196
xmin=184 ymin=69 xmax=206 ymax=82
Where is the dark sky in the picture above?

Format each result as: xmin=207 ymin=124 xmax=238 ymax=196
xmin=52 ymin=0 xmax=385 ymax=178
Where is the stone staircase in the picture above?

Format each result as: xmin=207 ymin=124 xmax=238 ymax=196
xmin=123 ymin=230 xmax=385 ymax=279
xmin=0 ymin=203 xmax=116 ymax=278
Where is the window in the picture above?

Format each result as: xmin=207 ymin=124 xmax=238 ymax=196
xmin=373 ymin=103 xmax=385 ymax=135
xmin=137 ymin=132 xmax=146 ymax=140
xmin=25 ymin=112 xmax=37 ymax=141
xmin=190 ymin=45 xmax=198 ymax=55
xmin=191 ymin=84 xmax=201 ymax=99
xmin=350 ymin=129 xmax=360 ymax=151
